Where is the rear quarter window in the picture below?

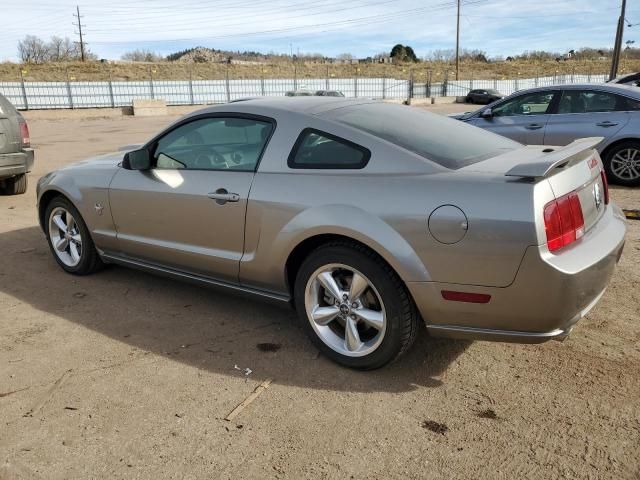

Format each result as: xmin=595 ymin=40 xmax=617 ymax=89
xmin=288 ymin=128 xmax=370 ymax=169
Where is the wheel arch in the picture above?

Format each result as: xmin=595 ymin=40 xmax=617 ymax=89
xmin=600 ymin=136 xmax=640 ymax=161
xmin=38 ymin=188 xmax=68 ymax=231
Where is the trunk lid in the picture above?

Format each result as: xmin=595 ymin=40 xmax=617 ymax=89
xmin=460 ymin=137 xmax=607 ymax=236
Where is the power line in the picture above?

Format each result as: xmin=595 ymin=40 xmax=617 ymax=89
xmin=73 ymin=5 xmax=86 ymax=61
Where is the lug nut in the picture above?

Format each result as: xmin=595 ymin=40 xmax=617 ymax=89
xmin=342 ymin=294 xmax=348 ymax=300
xmin=351 ymin=303 xmax=358 ymax=308
xmin=351 ymin=314 xmax=357 ymax=320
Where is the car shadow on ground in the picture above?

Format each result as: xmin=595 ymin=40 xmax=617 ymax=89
xmin=0 ymin=226 xmax=471 ymax=393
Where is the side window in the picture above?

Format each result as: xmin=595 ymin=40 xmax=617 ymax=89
xmin=557 ymin=90 xmax=625 ymax=114
xmin=622 ymin=96 xmax=640 ymax=111
xmin=288 ymin=129 xmax=370 ymax=169
xmin=492 ymin=92 xmax=555 ymax=117
xmin=154 ymin=116 xmax=273 ymax=171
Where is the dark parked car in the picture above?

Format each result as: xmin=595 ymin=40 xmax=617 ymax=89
xmin=0 ymin=94 xmax=33 ymax=195
xmin=607 ymin=72 xmax=640 ymax=87
xmin=315 ymin=90 xmax=345 ymax=97
xmin=465 ymin=89 xmax=503 ymax=104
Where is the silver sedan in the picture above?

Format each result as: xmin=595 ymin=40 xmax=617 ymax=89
xmin=37 ymin=98 xmax=626 ymax=369
xmin=456 ymin=84 xmax=640 ymax=186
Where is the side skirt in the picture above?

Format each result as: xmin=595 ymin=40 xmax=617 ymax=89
xmin=101 ymin=252 xmax=292 ymax=306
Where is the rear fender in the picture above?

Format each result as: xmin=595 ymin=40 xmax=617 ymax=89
xmin=277 ymin=204 xmax=431 ymax=284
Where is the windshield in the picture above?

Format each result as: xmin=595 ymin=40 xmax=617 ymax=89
xmin=324 ymin=103 xmax=520 ymax=169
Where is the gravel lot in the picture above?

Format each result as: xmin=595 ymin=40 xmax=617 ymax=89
xmin=1 ymin=105 xmax=639 ymax=479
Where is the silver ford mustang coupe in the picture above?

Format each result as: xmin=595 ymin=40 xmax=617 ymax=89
xmin=37 ymin=98 xmax=626 ymax=369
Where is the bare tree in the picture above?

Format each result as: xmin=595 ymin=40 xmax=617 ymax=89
xmin=18 ymin=35 xmax=49 ymax=63
xmin=121 ymin=49 xmax=164 ymax=62
xmin=48 ymin=36 xmax=79 ymax=61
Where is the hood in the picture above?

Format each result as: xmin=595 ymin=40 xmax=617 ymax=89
xmin=59 ymin=150 xmax=124 ymax=172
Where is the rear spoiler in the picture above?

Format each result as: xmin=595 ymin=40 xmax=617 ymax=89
xmin=505 ymin=137 xmax=603 ymax=178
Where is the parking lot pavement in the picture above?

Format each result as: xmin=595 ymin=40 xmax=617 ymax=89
xmin=1 ymin=107 xmax=639 ymax=479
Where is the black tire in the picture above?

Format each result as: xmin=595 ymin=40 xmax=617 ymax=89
xmin=294 ymin=241 xmax=419 ymax=370
xmin=44 ymin=196 xmax=104 ymax=275
xmin=0 ymin=174 xmax=27 ymax=195
xmin=603 ymin=140 xmax=640 ymax=187
xmin=465 ymin=96 xmax=473 ymax=104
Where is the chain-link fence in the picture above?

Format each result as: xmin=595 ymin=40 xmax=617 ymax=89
xmin=0 ymin=70 xmax=611 ymax=110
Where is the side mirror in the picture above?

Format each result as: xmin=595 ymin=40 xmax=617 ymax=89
xmin=122 ymin=148 xmax=151 ymax=170
xmin=480 ymin=108 xmax=493 ymax=118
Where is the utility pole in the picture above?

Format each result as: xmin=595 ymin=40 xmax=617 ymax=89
xmin=73 ymin=5 xmax=86 ymax=62
xmin=609 ymin=0 xmax=626 ymax=80
xmin=455 ymin=0 xmax=460 ymax=80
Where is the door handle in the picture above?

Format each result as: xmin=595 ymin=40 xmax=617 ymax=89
xmin=207 ymin=188 xmax=240 ymax=205
xmin=525 ymin=123 xmax=543 ymax=130
xmin=596 ymin=121 xmax=619 ymax=127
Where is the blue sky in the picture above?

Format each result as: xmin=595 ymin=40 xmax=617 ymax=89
xmin=1 ymin=0 xmax=638 ymax=61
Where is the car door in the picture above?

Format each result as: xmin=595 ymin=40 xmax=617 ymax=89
xmin=466 ymin=90 xmax=558 ymax=144
xmin=543 ymin=89 xmax=630 ymax=147
xmin=109 ymin=114 xmax=274 ymax=283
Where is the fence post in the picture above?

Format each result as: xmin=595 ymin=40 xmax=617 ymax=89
xmin=587 ymin=66 xmax=591 ymax=83
xmin=148 ymin=66 xmax=155 ymax=99
xmin=188 ymin=67 xmax=195 ymax=104
xmin=354 ymin=67 xmax=358 ymax=98
xmin=260 ymin=67 xmax=265 ymax=96
xmin=107 ymin=67 xmax=116 ymax=108
xmin=293 ymin=63 xmax=297 ymax=91
xmin=326 ymin=65 xmax=330 ymax=90
xmin=225 ymin=67 xmax=231 ymax=102
xmin=382 ymin=73 xmax=386 ymax=99
xmin=442 ymin=71 xmax=448 ymax=97
xmin=19 ymin=70 xmax=28 ymax=110
xmin=494 ymin=74 xmax=498 ymax=90
xmin=408 ymin=69 xmax=414 ymax=101
xmin=66 ymin=69 xmax=74 ymax=109
xmin=571 ymin=67 xmax=575 ymax=83
xmin=534 ymin=72 xmax=538 ymax=87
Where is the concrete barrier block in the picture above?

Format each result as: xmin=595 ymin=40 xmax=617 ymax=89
xmin=133 ymin=99 xmax=167 ymax=116
xmin=430 ymin=97 xmax=460 ymax=104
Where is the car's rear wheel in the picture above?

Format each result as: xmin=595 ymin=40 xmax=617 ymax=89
xmin=0 ymin=174 xmax=27 ymax=195
xmin=44 ymin=197 xmax=103 ymax=275
xmin=603 ymin=141 xmax=640 ymax=187
xmin=294 ymin=242 xmax=419 ymax=370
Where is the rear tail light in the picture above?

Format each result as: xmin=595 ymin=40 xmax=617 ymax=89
xmin=544 ymin=191 xmax=585 ymax=252
xmin=19 ymin=122 xmax=30 ymax=147
xmin=600 ymin=170 xmax=609 ymax=205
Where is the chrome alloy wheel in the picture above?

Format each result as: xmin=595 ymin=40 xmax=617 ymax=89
xmin=304 ymin=263 xmax=386 ymax=357
xmin=48 ymin=206 xmax=83 ymax=267
xmin=611 ymin=148 xmax=640 ymax=180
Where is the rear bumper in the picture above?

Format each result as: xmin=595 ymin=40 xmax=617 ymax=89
xmin=408 ymin=203 xmax=626 ymax=343
xmin=0 ymin=149 xmax=34 ymax=178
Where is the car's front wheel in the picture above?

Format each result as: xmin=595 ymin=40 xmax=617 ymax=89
xmin=465 ymin=96 xmax=473 ymax=104
xmin=294 ymin=242 xmax=419 ymax=369
xmin=44 ymin=196 xmax=103 ymax=275
xmin=603 ymin=141 xmax=640 ymax=187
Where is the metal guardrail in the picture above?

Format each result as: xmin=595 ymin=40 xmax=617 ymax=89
xmin=0 ymin=73 xmax=609 ymax=110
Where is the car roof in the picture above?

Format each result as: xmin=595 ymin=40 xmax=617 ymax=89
xmin=512 ymin=83 xmax=640 ymax=98
xmin=184 ymin=97 xmax=377 ymax=117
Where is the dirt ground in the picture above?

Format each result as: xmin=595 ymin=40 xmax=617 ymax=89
xmin=1 ymin=105 xmax=639 ymax=479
